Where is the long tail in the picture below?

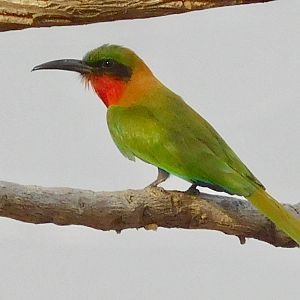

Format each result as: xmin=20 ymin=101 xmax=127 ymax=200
xmin=247 ymin=189 xmax=300 ymax=245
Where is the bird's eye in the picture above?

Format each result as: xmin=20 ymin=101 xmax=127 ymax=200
xmin=101 ymin=59 xmax=114 ymax=68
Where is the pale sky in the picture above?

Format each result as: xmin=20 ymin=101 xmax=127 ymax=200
xmin=0 ymin=1 xmax=299 ymax=299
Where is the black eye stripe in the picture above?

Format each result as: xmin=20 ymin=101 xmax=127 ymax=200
xmin=101 ymin=59 xmax=114 ymax=68
xmin=88 ymin=59 xmax=132 ymax=80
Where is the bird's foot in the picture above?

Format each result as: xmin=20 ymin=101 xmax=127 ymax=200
xmin=185 ymin=184 xmax=200 ymax=196
xmin=146 ymin=168 xmax=170 ymax=188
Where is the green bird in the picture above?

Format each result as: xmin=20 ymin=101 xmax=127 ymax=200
xmin=33 ymin=44 xmax=300 ymax=244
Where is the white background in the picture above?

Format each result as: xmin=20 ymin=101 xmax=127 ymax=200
xmin=0 ymin=1 xmax=299 ymax=299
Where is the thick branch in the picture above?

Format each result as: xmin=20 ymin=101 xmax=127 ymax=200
xmin=0 ymin=181 xmax=298 ymax=248
xmin=0 ymin=0 xmax=275 ymax=32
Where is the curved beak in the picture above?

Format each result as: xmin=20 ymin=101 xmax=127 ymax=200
xmin=32 ymin=59 xmax=93 ymax=74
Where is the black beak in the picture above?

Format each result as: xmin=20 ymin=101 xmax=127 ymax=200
xmin=32 ymin=59 xmax=93 ymax=74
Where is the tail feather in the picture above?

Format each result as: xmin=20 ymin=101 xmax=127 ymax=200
xmin=247 ymin=189 xmax=300 ymax=245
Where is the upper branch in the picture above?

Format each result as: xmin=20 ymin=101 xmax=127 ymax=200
xmin=0 ymin=180 xmax=298 ymax=248
xmin=0 ymin=0 xmax=275 ymax=32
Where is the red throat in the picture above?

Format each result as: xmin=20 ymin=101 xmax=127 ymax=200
xmin=89 ymin=75 xmax=127 ymax=107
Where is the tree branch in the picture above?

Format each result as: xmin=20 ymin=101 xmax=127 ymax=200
xmin=0 ymin=0 xmax=275 ymax=32
xmin=0 ymin=181 xmax=298 ymax=248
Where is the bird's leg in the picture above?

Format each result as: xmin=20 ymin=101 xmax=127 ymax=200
xmin=147 ymin=168 xmax=170 ymax=187
xmin=185 ymin=183 xmax=200 ymax=195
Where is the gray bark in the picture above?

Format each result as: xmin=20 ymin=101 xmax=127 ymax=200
xmin=0 ymin=181 xmax=298 ymax=248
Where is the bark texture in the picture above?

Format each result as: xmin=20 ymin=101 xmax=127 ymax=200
xmin=0 ymin=181 xmax=298 ymax=248
xmin=0 ymin=0 xmax=274 ymax=32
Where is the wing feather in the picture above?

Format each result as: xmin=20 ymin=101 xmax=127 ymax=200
xmin=107 ymin=99 xmax=260 ymax=196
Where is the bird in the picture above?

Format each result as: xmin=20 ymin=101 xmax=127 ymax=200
xmin=32 ymin=44 xmax=300 ymax=244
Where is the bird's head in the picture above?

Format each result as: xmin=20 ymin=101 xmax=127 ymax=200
xmin=32 ymin=44 xmax=156 ymax=107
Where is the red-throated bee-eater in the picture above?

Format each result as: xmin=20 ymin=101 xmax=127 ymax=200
xmin=33 ymin=44 xmax=300 ymax=244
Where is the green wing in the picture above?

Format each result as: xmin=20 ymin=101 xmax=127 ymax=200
xmin=107 ymin=88 xmax=264 ymax=196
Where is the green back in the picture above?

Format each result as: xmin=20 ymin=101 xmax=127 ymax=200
xmin=107 ymin=84 xmax=264 ymax=196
